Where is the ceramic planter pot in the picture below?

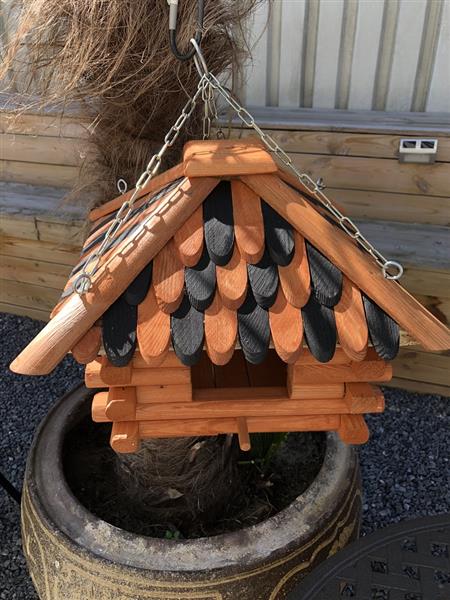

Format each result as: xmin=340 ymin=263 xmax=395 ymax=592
xmin=22 ymin=386 xmax=362 ymax=600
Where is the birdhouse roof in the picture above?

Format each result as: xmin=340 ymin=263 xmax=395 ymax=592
xmin=11 ymin=139 xmax=450 ymax=375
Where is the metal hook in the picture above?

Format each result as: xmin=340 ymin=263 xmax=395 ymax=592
xmin=168 ymin=0 xmax=204 ymax=62
xmin=190 ymin=37 xmax=209 ymax=78
xmin=117 ymin=178 xmax=128 ymax=194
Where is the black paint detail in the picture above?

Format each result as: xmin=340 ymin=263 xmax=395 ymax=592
xmin=302 ymin=296 xmax=337 ymax=362
xmin=247 ymin=247 xmax=279 ymax=309
xmin=185 ymin=246 xmax=216 ymax=311
xmin=124 ymin=262 xmax=153 ymax=306
xmin=171 ymin=294 xmax=204 ymax=366
xmin=237 ymin=288 xmax=270 ymax=364
xmin=261 ymin=200 xmax=295 ymax=266
xmin=102 ymin=295 xmax=137 ymax=367
xmin=203 ymin=180 xmax=234 ymax=266
xmin=363 ymin=295 xmax=400 ymax=360
xmin=306 ymin=242 xmax=343 ymax=307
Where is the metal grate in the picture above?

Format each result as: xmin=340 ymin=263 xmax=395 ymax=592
xmin=287 ymin=515 xmax=450 ymax=600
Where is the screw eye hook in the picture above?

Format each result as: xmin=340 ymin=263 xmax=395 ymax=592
xmin=168 ymin=0 xmax=204 ymax=62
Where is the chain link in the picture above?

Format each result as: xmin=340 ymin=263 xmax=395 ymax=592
xmin=204 ymin=71 xmax=403 ymax=281
xmin=74 ymin=75 xmax=207 ymax=294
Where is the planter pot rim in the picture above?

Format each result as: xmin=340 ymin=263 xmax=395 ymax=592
xmin=27 ymin=385 xmax=357 ymax=572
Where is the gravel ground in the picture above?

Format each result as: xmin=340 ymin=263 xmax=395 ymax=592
xmin=0 ymin=312 xmax=449 ymax=598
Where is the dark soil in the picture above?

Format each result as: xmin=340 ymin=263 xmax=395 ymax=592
xmin=64 ymin=405 xmax=326 ymax=539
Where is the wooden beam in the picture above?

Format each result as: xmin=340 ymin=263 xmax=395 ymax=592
xmin=338 ymin=414 xmax=370 ymax=445
xmin=85 ymin=361 xmax=191 ymax=388
xmin=105 ymin=387 xmax=137 ymax=421
xmin=241 ymin=173 xmax=450 ymax=352
xmin=237 ymin=418 xmax=251 ymax=451
xmin=111 ymin=421 xmax=140 ymax=453
xmin=289 ymin=360 xmax=392 ymax=384
xmin=10 ymin=176 xmax=219 ymax=375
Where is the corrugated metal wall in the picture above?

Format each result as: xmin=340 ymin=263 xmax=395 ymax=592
xmin=242 ymin=0 xmax=450 ymax=113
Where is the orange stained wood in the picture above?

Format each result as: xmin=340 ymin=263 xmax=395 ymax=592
xmin=345 ymin=383 xmax=385 ymax=414
xmin=105 ymin=386 xmax=137 ymax=421
xmin=137 ymin=384 xmax=192 ymax=403
xmin=216 ymin=244 xmax=248 ymax=310
xmin=89 ymin=163 xmax=185 ymax=222
xmin=152 ymin=239 xmax=185 ymax=313
xmin=277 ymin=168 xmax=347 ymax=215
xmin=87 ymin=359 xmax=132 ymax=386
xmin=335 ymin=277 xmax=368 ymax=362
xmin=204 ymin=292 xmax=238 ymax=365
xmin=278 ymin=232 xmax=311 ymax=308
xmin=137 ymin=287 xmax=171 ymax=364
xmin=287 ymin=382 xmax=345 ymax=400
xmin=293 ymin=347 xmax=374 ymax=366
xmin=86 ymin=363 xmax=191 ymax=388
xmin=237 ymin=418 xmax=251 ymax=451
xmin=111 ymin=421 xmax=140 ymax=453
xmin=173 ymin=205 xmax=204 ymax=266
xmin=183 ymin=139 xmax=277 ymax=177
xmin=338 ymin=414 xmax=370 ymax=445
xmin=91 ymin=392 xmax=109 ymax=422
xmin=11 ymin=177 xmax=219 ymax=375
xmin=71 ymin=326 xmax=101 ymax=364
xmin=231 ymin=180 xmax=265 ymax=263
xmin=241 ymin=173 xmax=450 ymax=352
xmin=269 ymin=287 xmax=303 ymax=363
xmin=138 ymin=414 xmax=340 ymax=439
xmin=290 ymin=359 xmax=392 ymax=384
xmin=132 ymin=352 xmax=184 ymax=369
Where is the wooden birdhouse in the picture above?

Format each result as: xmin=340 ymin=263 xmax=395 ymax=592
xmin=11 ymin=139 xmax=450 ymax=453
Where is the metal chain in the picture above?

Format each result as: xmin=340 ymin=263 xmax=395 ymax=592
xmin=203 ymin=70 xmax=403 ymax=281
xmin=74 ymin=75 xmax=207 ymax=294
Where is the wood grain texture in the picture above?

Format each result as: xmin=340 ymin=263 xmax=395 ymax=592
xmin=173 ymin=205 xmax=204 ymax=267
xmin=105 ymin=386 xmax=137 ymax=421
xmin=85 ymin=359 xmax=132 ymax=387
xmin=86 ymin=362 xmax=191 ymax=388
xmin=183 ymin=139 xmax=277 ymax=177
xmin=241 ymin=173 xmax=450 ymax=352
xmin=287 ymin=381 xmax=345 ymax=400
xmin=136 ymin=287 xmax=170 ymax=365
xmin=216 ymin=244 xmax=248 ymax=310
xmin=132 ymin=351 xmax=184 ymax=369
xmin=111 ymin=421 xmax=140 ymax=453
xmin=338 ymin=414 xmax=370 ymax=445
xmin=10 ymin=177 xmax=219 ymax=375
xmin=152 ymin=239 xmax=185 ymax=313
xmin=91 ymin=392 xmax=109 ymax=423
xmin=278 ymin=232 xmax=311 ymax=308
xmin=137 ymin=384 xmax=192 ymax=403
xmin=204 ymin=292 xmax=237 ymax=366
xmin=335 ymin=277 xmax=369 ymax=361
xmin=231 ymin=180 xmax=265 ymax=263
xmin=237 ymin=418 xmax=251 ymax=451
xmin=71 ymin=326 xmax=101 ymax=364
xmin=269 ymin=287 xmax=303 ymax=363
xmin=290 ymin=359 xmax=392 ymax=384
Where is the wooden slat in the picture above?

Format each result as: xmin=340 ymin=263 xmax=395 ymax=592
xmin=0 ymin=279 xmax=59 ymax=314
xmin=0 ymin=236 xmax=79 ymax=266
xmin=105 ymin=387 xmax=137 ymax=421
xmin=137 ymin=287 xmax=171 ymax=365
xmin=231 ymin=180 xmax=265 ymax=263
xmin=237 ymin=418 xmax=251 ymax=451
xmin=132 ymin=352 xmax=184 ymax=369
xmin=139 ymin=415 xmax=340 ymax=439
xmin=0 ymin=254 xmax=72 ymax=290
xmin=1 ymin=160 xmax=79 ymax=187
xmin=137 ymin=384 xmax=192 ymax=403
xmin=173 ymin=205 xmax=204 ymax=267
xmin=287 ymin=382 xmax=345 ymax=400
xmin=269 ymin=287 xmax=303 ymax=363
xmin=224 ymin=128 xmax=450 ymax=162
xmin=1 ymin=110 xmax=88 ymax=138
xmin=345 ymin=383 xmax=385 ymax=414
xmin=204 ymin=292 xmax=237 ymax=365
xmin=0 ymin=214 xmax=84 ymax=246
xmin=334 ymin=277 xmax=368 ymax=361
xmin=71 ymin=326 xmax=101 ymax=364
xmin=1 ymin=133 xmax=83 ymax=166
xmin=111 ymin=421 xmax=140 ymax=453
xmin=290 ymin=360 xmax=392 ymax=384
xmin=216 ymin=244 xmax=248 ymax=310
xmin=329 ymin=188 xmax=450 ymax=227
xmin=241 ymin=173 xmax=450 ymax=352
xmin=386 ymin=377 xmax=450 ymax=397
xmin=153 ymin=239 xmax=185 ymax=313
xmin=183 ymin=139 xmax=277 ymax=177
xmin=289 ymin=153 xmax=450 ymax=197
xmin=0 ymin=301 xmax=49 ymax=322
xmin=392 ymin=349 xmax=450 ymax=387
xmin=278 ymin=231 xmax=311 ymax=308
xmin=338 ymin=414 xmax=370 ymax=445
xmin=85 ymin=362 xmax=191 ymax=388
